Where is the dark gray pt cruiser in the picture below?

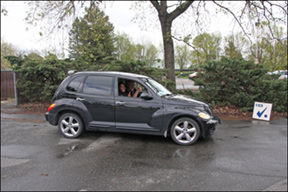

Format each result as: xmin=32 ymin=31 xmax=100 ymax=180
xmin=45 ymin=71 xmax=221 ymax=145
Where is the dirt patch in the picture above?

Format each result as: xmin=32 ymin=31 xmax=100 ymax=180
xmin=1 ymin=101 xmax=287 ymax=120
xmin=213 ymin=105 xmax=287 ymax=120
xmin=1 ymin=100 xmax=49 ymax=115
xmin=16 ymin=102 xmax=50 ymax=114
xmin=1 ymin=117 xmax=45 ymax=122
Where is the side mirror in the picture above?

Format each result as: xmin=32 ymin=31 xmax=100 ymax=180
xmin=140 ymin=92 xmax=153 ymax=100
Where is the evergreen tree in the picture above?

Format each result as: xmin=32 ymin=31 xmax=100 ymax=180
xmin=68 ymin=4 xmax=115 ymax=64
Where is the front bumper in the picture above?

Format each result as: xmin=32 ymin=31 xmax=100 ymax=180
xmin=207 ymin=116 xmax=221 ymax=125
xmin=202 ymin=116 xmax=221 ymax=137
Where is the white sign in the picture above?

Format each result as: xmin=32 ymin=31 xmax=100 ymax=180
xmin=252 ymin=102 xmax=273 ymax=121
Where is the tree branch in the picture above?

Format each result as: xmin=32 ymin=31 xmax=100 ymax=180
xmin=261 ymin=2 xmax=281 ymax=42
xmin=212 ymin=0 xmax=253 ymax=45
xmin=265 ymin=1 xmax=288 ymax=16
xmin=150 ymin=0 xmax=160 ymax=11
xmin=171 ymin=35 xmax=200 ymax=54
xmin=168 ymin=1 xmax=194 ymax=22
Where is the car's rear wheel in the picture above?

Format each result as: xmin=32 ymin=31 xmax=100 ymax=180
xmin=58 ymin=113 xmax=84 ymax=138
xmin=170 ymin=118 xmax=200 ymax=145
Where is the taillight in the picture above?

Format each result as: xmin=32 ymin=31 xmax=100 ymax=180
xmin=48 ymin=103 xmax=56 ymax=112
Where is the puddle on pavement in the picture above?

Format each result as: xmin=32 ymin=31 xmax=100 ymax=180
xmin=172 ymin=148 xmax=192 ymax=158
xmin=83 ymin=135 xmax=121 ymax=152
xmin=55 ymin=144 xmax=84 ymax=158
xmin=55 ymin=135 xmax=121 ymax=158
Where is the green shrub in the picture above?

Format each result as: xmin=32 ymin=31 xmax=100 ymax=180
xmin=6 ymin=56 xmax=170 ymax=103
xmin=251 ymin=79 xmax=287 ymax=112
xmin=6 ymin=56 xmax=76 ymax=102
xmin=177 ymin=89 xmax=201 ymax=99
xmin=191 ymin=57 xmax=287 ymax=112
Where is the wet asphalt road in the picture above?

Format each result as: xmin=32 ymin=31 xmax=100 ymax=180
xmin=1 ymin=110 xmax=287 ymax=191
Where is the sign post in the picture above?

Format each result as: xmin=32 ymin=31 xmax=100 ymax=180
xmin=252 ymin=102 xmax=273 ymax=121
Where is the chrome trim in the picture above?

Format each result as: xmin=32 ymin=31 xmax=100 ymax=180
xmin=207 ymin=119 xmax=219 ymax=124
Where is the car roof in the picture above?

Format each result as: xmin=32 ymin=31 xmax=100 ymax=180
xmin=72 ymin=71 xmax=149 ymax=79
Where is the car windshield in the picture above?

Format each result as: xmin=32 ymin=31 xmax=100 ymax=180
xmin=142 ymin=78 xmax=172 ymax=96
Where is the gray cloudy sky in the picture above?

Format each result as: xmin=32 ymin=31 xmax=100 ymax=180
xmin=1 ymin=1 xmax=240 ymax=57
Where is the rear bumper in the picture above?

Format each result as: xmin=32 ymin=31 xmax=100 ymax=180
xmin=45 ymin=112 xmax=49 ymax=121
xmin=45 ymin=112 xmax=58 ymax=125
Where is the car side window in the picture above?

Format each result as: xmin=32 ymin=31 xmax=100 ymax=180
xmin=83 ymin=76 xmax=113 ymax=96
xmin=66 ymin=76 xmax=84 ymax=92
xmin=118 ymin=78 xmax=148 ymax=98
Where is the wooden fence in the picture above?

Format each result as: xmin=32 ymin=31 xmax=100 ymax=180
xmin=1 ymin=70 xmax=15 ymax=99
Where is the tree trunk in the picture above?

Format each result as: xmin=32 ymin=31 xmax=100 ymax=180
xmin=161 ymin=21 xmax=175 ymax=82
xmin=150 ymin=1 xmax=194 ymax=84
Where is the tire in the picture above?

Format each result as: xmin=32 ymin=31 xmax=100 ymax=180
xmin=58 ymin=113 xmax=84 ymax=138
xmin=170 ymin=118 xmax=200 ymax=145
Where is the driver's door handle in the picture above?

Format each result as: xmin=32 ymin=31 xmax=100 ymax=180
xmin=116 ymin=101 xmax=125 ymax=105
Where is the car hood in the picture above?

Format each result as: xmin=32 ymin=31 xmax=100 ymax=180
xmin=163 ymin=94 xmax=213 ymax=115
xmin=164 ymin=94 xmax=208 ymax=107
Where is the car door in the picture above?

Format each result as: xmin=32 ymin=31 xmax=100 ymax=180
xmin=75 ymin=75 xmax=115 ymax=129
xmin=114 ymin=77 xmax=163 ymax=133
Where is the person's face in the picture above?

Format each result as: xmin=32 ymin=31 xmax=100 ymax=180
xmin=120 ymin=84 xmax=126 ymax=92
xmin=127 ymin=81 xmax=134 ymax=90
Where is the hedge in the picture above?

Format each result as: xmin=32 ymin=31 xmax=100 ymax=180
xmin=191 ymin=57 xmax=287 ymax=112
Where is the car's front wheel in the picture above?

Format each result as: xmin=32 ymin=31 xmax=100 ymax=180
xmin=170 ymin=118 xmax=200 ymax=145
xmin=58 ymin=113 xmax=84 ymax=138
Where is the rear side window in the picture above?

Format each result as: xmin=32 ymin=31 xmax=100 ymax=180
xmin=66 ymin=76 xmax=84 ymax=92
xmin=83 ymin=76 xmax=113 ymax=96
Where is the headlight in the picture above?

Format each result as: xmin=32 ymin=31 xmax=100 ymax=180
xmin=199 ymin=112 xmax=211 ymax=119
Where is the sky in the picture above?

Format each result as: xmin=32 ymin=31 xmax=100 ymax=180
xmin=1 ymin=1 xmax=243 ymax=58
